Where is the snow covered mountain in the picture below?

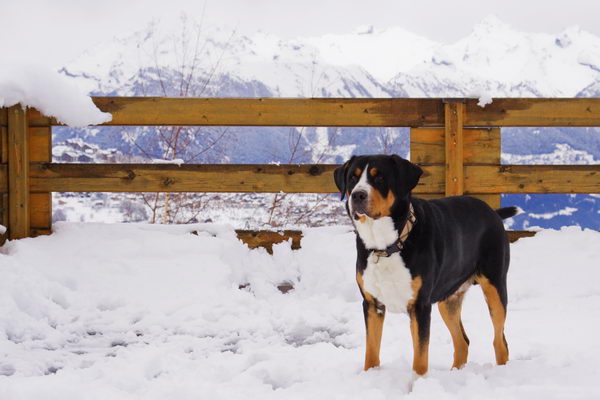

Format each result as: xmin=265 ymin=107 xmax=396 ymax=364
xmin=63 ymin=21 xmax=394 ymax=99
xmin=389 ymin=16 xmax=600 ymax=97
xmin=58 ymin=15 xmax=600 ymax=161
xmin=63 ymin=15 xmax=600 ymax=99
xmin=55 ymin=15 xmax=599 ymax=230
xmin=578 ymin=78 xmax=600 ymax=97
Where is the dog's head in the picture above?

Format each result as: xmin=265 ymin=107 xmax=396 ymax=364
xmin=334 ymin=155 xmax=422 ymax=221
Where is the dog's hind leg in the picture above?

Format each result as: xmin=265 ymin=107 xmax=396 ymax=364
xmin=438 ymin=290 xmax=469 ymax=369
xmin=477 ymin=275 xmax=509 ymax=365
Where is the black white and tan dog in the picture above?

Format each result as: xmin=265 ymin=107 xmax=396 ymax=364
xmin=334 ymin=154 xmax=518 ymax=375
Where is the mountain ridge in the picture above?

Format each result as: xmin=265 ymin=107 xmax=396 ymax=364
xmin=63 ymin=14 xmax=600 ymax=99
xmin=54 ymin=15 xmax=599 ymax=230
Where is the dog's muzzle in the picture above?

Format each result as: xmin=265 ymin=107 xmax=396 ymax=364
xmin=351 ymin=190 xmax=368 ymax=219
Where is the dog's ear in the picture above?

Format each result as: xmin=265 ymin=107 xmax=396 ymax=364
xmin=392 ymin=154 xmax=422 ymax=192
xmin=334 ymin=156 xmax=354 ymax=200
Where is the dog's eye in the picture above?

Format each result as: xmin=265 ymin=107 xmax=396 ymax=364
xmin=350 ymin=175 xmax=358 ymax=183
xmin=374 ymin=175 xmax=384 ymax=183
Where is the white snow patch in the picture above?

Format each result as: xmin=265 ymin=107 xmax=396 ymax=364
xmin=502 ymin=143 xmax=598 ymax=165
xmin=466 ymin=88 xmax=493 ymax=107
xmin=0 ymin=63 xmax=111 ymax=127
xmin=151 ymin=158 xmax=184 ymax=166
xmin=477 ymin=93 xmax=493 ymax=107
xmin=355 ymin=25 xmax=375 ymax=35
xmin=1 ymin=224 xmax=600 ymax=398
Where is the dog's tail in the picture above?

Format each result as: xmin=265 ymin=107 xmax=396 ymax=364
xmin=496 ymin=206 xmax=523 ymax=220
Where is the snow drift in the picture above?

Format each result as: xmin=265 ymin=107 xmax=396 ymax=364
xmin=0 ymin=223 xmax=599 ymax=399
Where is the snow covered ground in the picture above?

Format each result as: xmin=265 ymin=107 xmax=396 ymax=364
xmin=1 ymin=223 xmax=599 ymax=399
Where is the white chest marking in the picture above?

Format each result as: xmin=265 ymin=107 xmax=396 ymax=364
xmin=350 ymin=164 xmax=415 ymax=313
xmin=354 ymin=215 xmax=398 ymax=250
xmin=363 ymin=253 xmax=413 ymax=314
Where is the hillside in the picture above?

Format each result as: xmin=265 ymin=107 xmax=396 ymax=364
xmin=50 ymin=15 xmax=600 ymax=230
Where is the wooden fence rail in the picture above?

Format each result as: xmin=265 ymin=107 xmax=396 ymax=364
xmin=1 ymin=97 xmax=600 ymax=245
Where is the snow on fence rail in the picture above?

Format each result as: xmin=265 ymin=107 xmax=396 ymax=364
xmin=1 ymin=97 xmax=600 ymax=245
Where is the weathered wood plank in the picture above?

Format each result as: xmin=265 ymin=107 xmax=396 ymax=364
xmin=30 ymin=192 xmax=51 ymax=230
xmin=27 ymin=124 xmax=52 ymax=233
xmin=465 ymin=98 xmax=600 ymax=127
xmin=8 ymin=105 xmax=30 ymax=239
xmin=464 ymin=165 xmax=600 ymax=193
xmin=0 ymin=126 xmax=5 ymax=192
xmin=235 ymin=230 xmax=302 ymax=254
xmin=417 ymin=193 xmax=501 ymax=209
xmin=28 ymin=98 xmax=446 ymax=127
xmin=0 ymin=127 xmax=7 ymax=163
xmin=28 ymin=98 xmax=600 ymax=128
xmin=29 ymin=163 xmax=446 ymax=194
xmin=444 ymin=102 xmax=465 ymax=196
xmin=410 ymin=127 xmax=500 ymax=164
xmin=30 ymin=228 xmax=51 ymax=237
xmin=0 ymin=164 xmax=6 ymax=192
xmin=29 ymin=163 xmax=600 ymax=195
xmin=0 ymin=108 xmax=7 ymax=127
xmin=506 ymin=230 xmax=537 ymax=242
xmin=411 ymin=126 xmax=501 ymax=207
xmin=0 ymin=194 xmax=7 ymax=244
xmin=28 ymin=126 xmax=52 ymax=162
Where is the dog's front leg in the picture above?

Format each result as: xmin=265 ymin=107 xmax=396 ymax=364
xmin=362 ymin=299 xmax=385 ymax=370
xmin=409 ymin=302 xmax=431 ymax=375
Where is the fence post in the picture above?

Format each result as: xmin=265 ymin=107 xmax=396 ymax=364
xmin=7 ymin=105 xmax=30 ymax=239
xmin=0 ymin=108 xmax=7 ymax=243
xmin=28 ymin=109 xmax=52 ymax=236
xmin=444 ymin=100 xmax=465 ymax=197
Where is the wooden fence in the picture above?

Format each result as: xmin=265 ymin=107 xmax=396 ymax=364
xmin=1 ymin=98 xmax=600 ymax=247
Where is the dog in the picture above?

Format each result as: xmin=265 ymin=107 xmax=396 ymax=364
xmin=334 ymin=154 xmax=518 ymax=375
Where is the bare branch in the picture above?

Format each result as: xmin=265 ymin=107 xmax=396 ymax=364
xmin=184 ymin=127 xmax=230 ymax=163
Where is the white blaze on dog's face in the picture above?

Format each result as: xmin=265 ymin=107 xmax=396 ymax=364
xmin=347 ymin=163 xmax=399 ymax=250
xmin=348 ymin=164 xmax=369 ymax=221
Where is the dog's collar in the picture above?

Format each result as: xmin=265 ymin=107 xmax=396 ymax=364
xmin=370 ymin=203 xmax=416 ymax=262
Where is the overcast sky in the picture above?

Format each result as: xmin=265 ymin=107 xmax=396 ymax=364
xmin=3 ymin=0 xmax=600 ymax=67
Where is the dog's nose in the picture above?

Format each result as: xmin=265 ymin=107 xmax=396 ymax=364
xmin=352 ymin=190 xmax=368 ymax=202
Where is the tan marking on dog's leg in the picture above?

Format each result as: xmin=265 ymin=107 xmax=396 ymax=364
xmin=477 ymin=276 xmax=509 ymax=365
xmin=356 ymin=272 xmax=373 ymax=303
xmin=407 ymin=276 xmax=429 ymax=375
xmin=364 ymin=302 xmax=385 ymax=370
xmin=407 ymin=276 xmax=423 ymax=309
xmin=357 ymin=272 xmax=384 ymax=370
xmin=409 ymin=306 xmax=429 ymax=375
xmin=438 ymin=291 xmax=469 ymax=369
